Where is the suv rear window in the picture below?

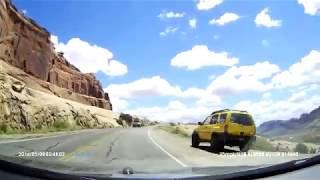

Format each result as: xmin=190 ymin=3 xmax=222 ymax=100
xmin=230 ymin=113 xmax=253 ymax=126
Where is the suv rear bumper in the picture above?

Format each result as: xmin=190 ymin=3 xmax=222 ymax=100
xmin=216 ymin=133 xmax=256 ymax=146
xmin=132 ymin=124 xmax=142 ymax=127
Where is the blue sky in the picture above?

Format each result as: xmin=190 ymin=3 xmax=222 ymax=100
xmin=13 ymin=0 xmax=320 ymax=124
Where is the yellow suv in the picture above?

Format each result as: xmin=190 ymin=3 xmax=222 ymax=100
xmin=192 ymin=109 xmax=256 ymax=152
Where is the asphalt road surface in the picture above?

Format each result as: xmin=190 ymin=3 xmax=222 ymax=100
xmin=0 ymin=127 xmax=311 ymax=175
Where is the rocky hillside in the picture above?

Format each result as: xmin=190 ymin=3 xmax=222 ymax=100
xmin=0 ymin=0 xmax=112 ymax=110
xmin=257 ymin=106 xmax=320 ymax=143
xmin=0 ymin=68 xmax=120 ymax=133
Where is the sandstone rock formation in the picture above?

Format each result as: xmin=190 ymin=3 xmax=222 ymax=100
xmin=0 ymin=0 xmax=112 ymax=110
xmin=0 ymin=70 xmax=119 ymax=133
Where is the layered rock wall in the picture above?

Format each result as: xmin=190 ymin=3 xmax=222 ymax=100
xmin=0 ymin=0 xmax=112 ymax=110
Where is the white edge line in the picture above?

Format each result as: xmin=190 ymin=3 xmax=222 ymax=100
xmin=148 ymin=128 xmax=187 ymax=167
xmin=0 ymin=130 xmax=93 ymax=144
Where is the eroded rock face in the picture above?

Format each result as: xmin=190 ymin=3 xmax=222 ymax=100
xmin=0 ymin=0 xmax=112 ymax=110
xmin=0 ymin=71 xmax=116 ymax=132
xmin=0 ymin=74 xmax=29 ymax=132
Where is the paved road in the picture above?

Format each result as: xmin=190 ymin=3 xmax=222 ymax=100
xmin=0 ymin=127 xmax=311 ymax=175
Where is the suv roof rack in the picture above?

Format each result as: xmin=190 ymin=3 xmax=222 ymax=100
xmin=211 ymin=109 xmax=247 ymax=115
xmin=211 ymin=109 xmax=229 ymax=115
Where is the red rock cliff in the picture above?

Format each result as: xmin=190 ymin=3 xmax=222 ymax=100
xmin=0 ymin=0 xmax=112 ymax=110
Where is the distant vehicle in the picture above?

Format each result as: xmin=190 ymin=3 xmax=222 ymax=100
xmin=132 ymin=120 xmax=142 ymax=128
xmin=192 ymin=109 xmax=256 ymax=152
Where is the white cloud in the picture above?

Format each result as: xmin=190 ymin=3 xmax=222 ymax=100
xmin=197 ymin=0 xmax=224 ymax=11
xmin=170 ymin=45 xmax=239 ymax=70
xmin=104 ymin=76 xmax=181 ymax=100
xmin=168 ymin=100 xmax=187 ymax=110
xmin=255 ymin=8 xmax=282 ymax=28
xmin=110 ymin=97 xmax=129 ymax=112
xmin=105 ymin=77 xmax=222 ymax=114
xmin=179 ymin=87 xmax=206 ymax=99
xmin=160 ymin=26 xmax=179 ymax=36
xmin=22 ymin=9 xmax=27 ymax=14
xmin=306 ymin=84 xmax=319 ymax=91
xmin=272 ymin=50 xmax=320 ymax=88
xmin=50 ymin=35 xmax=128 ymax=76
xmin=50 ymin=35 xmax=58 ymax=45
xmin=196 ymin=95 xmax=221 ymax=107
xmin=209 ymin=12 xmax=240 ymax=26
xmin=234 ymin=94 xmax=320 ymax=125
xmin=179 ymin=87 xmax=221 ymax=106
xmin=126 ymin=101 xmax=216 ymax=123
xmin=288 ymin=91 xmax=306 ymax=103
xmin=105 ymin=76 xmax=184 ymax=112
xmin=262 ymin=92 xmax=271 ymax=99
xmin=207 ymin=61 xmax=280 ymax=96
xmin=158 ymin=11 xmax=185 ymax=19
xmin=189 ymin=18 xmax=197 ymax=29
xmin=297 ymin=0 xmax=320 ymax=15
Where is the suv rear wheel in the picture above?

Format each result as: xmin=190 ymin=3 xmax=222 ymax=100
xmin=239 ymin=144 xmax=250 ymax=152
xmin=191 ymin=132 xmax=200 ymax=148
xmin=239 ymin=137 xmax=255 ymax=152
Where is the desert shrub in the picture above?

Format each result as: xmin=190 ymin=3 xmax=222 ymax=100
xmin=115 ymin=118 xmax=123 ymax=125
xmin=119 ymin=113 xmax=133 ymax=125
xmin=169 ymin=122 xmax=176 ymax=126
xmin=53 ymin=119 xmax=70 ymax=130
xmin=159 ymin=126 xmax=189 ymax=137
xmin=0 ymin=123 xmax=23 ymax=134
xmin=294 ymin=143 xmax=308 ymax=154
xmin=0 ymin=123 xmax=9 ymax=133
xmin=309 ymin=148 xmax=317 ymax=154
xmin=175 ymin=127 xmax=189 ymax=137
xmin=251 ymin=136 xmax=276 ymax=151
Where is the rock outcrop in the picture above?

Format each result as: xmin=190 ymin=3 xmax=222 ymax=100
xmin=0 ymin=70 xmax=119 ymax=132
xmin=0 ymin=0 xmax=112 ymax=110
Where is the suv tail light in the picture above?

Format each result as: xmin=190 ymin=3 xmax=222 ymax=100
xmin=224 ymin=125 xmax=228 ymax=133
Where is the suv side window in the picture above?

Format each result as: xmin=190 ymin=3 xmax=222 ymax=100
xmin=210 ymin=114 xmax=219 ymax=124
xmin=203 ymin=116 xmax=212 ymax=125
xmin=219 ymin=113 xmax=227 ymax=124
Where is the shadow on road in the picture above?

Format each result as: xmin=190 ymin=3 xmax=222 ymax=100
xmin=194 ymin=145 xmax=239 ymax=154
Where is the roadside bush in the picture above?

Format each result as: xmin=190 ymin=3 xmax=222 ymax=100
xmin=119 ymin=113 xmax=133 ymax=126
xmin=175 ymin=127 xmax=189 ymax=137
xmin=159 ymin=126 xmax=189 ymax=137
xmin=115 ymin=118 xmax=123 ymax=126
xmin=301 ymin=134 xmax=320 ymax=144
xmin=169 ymin=122 xmax=176 ymax=126
xmin=0 ymin=123 xmax=24 ymax=134
xmin=294 ymin=143 xmax=308 ymax=153
xmin=309 ymin=148 xmax=317 ymax=154
xmin=251 ymin=136 xmax=276 ymax=151
xmin=0 ymin=123 xmax=9 ymax=133
xmin=53 ymin=119 xmax=71 ymax=130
